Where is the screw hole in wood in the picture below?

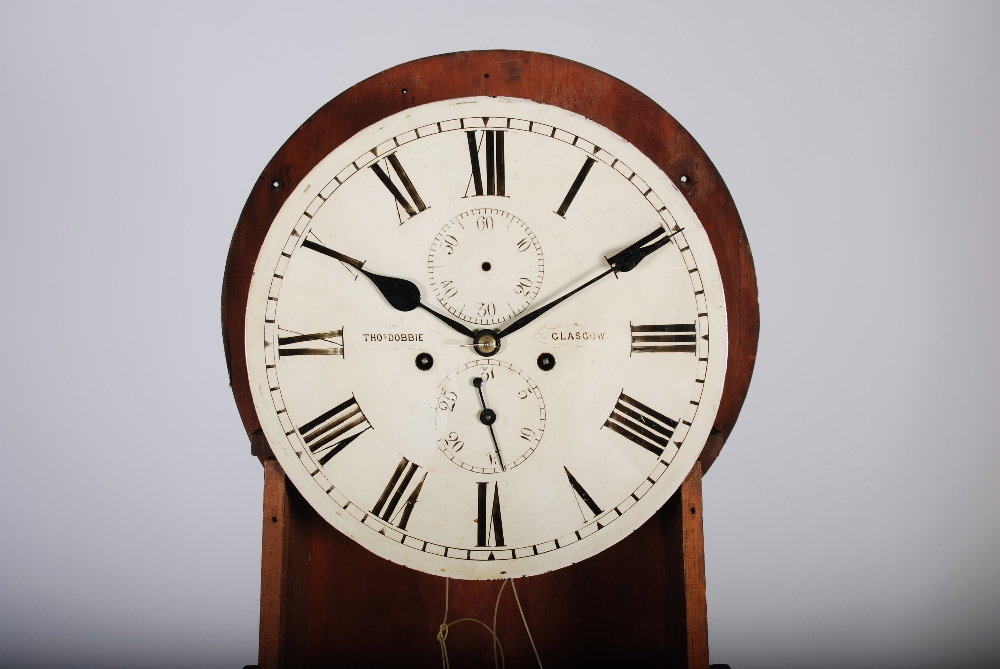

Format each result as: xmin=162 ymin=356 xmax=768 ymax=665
xmin=401 ymin=88 xmax=408 ymax=95
xmin=271 ymin=181 xmax=280 ymax=189
xmin=679 ymin=175 xmax=689 ymax=185
xmin=271 ymin=516 xmax=277 ymax=523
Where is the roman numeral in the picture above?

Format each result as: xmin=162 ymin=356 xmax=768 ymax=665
xmin=372 ymin=457 xmax=427 ymax=530
xmin=604 ymin=392 xmax=677 ymax=456
xmin=477 ymin=482 xmax=505 ymax=547
xmin=630 ymin=323 xmax=696 ymax=354
xmin=564 ymin=466 xmax=602 ymax=517
xmin=555 ymin=157 xmax=596 ymax=217
xmin=277 ymin=328 xmax=344 ymax=357
xmin=465 ymin=129 xmax=505 ymax=197
xmin=298 ymin=397 xmax=371 ymax=465
xmin=370 ymin=153 xmax=427 ymax=221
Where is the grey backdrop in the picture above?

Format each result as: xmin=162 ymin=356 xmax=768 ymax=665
xmin=1 ymin=2 xmax=997 ymax=668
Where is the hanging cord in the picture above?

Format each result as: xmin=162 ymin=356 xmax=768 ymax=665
xmin=510 ymin=579 xmax=544 ymax=669
xmin=492 ymin=580 xmax=508 ymax=669
xmin=437 ymin=577 xmax=543 ymax=669
xmin=438 ymin=577 xmax=506 ymax=669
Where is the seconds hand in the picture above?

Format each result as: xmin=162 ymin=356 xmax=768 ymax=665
xmin=472 ymin=377 xmax=505 ymax=471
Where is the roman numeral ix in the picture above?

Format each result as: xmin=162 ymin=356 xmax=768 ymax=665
xmin=465 ymin=129 xmax=505 ymax=197
xmin=477 ymin=482 xmax=505 ymax=547
xmin=630 ymin=323 xmax=696 ymax=354
xmin=604 ymin=392 xmax=677 ymax=457
xmin=556 ymin=157 xmax=596 ymax=217
xmin=278 ymin=328 xmax=344 ymax=357
xmin=371 ymin=153 xmax=427 ymax=221
xmin=298 ymin=397 xmax=371 ymax=465
xmin=372 ymin=457 xmax=427 ymax=530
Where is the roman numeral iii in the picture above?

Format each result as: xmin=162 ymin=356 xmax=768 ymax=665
xmin=371 ymin=154 xmax=427 ymax=220
xmin=477 ymin=482 xmax=505 ymax=547
xmin=630 ymin=323 xmax=696 ymax=354
xmin=604 ymin=392 xmax=677 ymax=456
xmin=465 ymin=129 xmax=505 ymax=197
xmin=277 ymin=328 xmax=344 ymax=357
xmin=372 ymin=457 xmax=427 ymax=530
xmin=298 ymin=397 xmax=372 ymax=465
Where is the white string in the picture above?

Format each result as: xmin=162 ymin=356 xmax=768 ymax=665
xmin=438 ymin=577 xmax=506 ymax=669
xmin=492 ymin=579 xmax=508 ymax=669
xmin=437 ymin=577 xmax=543 ymax=669
xmin=510 ymin=579 xmax=544 ymax=669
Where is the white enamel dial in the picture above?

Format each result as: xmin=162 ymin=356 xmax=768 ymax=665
xmin=245 ymin=97 xmax=728 ymax=579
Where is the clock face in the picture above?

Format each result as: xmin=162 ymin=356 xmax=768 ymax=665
xmin=245 ymin=97 xmax=728 ymax=579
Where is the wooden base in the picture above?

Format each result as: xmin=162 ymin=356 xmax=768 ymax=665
xmin=256 ymin=453 xmax=709 ymax=668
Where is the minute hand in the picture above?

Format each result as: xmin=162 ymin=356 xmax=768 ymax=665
xmin=496 ymin=227 xmax=678 ymax=339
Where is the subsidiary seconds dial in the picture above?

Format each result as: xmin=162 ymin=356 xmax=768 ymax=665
xmin=427 ymin=208 xmax=544 ymax=326
xmin=435 ymin=359 xmax=546 ymax=475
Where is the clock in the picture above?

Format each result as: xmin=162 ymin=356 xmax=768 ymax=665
xmin=242 ymin=94 xmax=728 ymax=580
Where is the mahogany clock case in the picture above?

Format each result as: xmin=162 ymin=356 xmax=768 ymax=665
xmin=222 ymin=51 xmax=758 ymax=667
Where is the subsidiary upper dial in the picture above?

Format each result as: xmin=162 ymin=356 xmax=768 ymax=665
xmin=427 ymin=208 xmax=544 ymax=326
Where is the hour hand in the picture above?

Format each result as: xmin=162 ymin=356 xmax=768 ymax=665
xmin=301 ymin=240 xmax=476 ymax=338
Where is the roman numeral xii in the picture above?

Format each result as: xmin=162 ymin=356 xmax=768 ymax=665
xmin=465 ymin=129 xmax=505 ymax=197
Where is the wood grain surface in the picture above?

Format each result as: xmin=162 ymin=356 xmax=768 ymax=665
xmin=222 ymin=51 xmax=759 ymax=668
